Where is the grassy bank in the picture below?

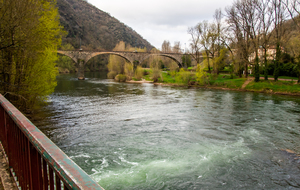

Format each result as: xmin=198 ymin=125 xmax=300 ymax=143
xmin=245 ymin=80 xmax=300 ymax=94
xmin=144 ymin=70 xmax=247 ymax=89
xmin=140 ymin=69 xmax=300 ymax=95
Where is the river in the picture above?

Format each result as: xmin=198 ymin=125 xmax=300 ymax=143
xmin=33 ymin=72 xmax=300 ymax=190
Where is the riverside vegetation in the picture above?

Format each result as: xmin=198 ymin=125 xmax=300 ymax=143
xmin=130 ymin=66 xmax=300 ymax=95
xmin=0 ymin=0 xmax=64 ymax=112
xmin=106 ymin=40 xmax=300 ymax=96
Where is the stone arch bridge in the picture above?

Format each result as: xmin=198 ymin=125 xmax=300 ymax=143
xmin=57 ymin=50 xmax=195 ymax=80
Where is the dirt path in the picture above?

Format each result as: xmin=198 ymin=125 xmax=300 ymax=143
xmin=242 ymin=78 xmax=254 ymax=89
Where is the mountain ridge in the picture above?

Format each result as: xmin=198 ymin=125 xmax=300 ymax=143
xmin=57 ymin=0 xmax=154 ymax=51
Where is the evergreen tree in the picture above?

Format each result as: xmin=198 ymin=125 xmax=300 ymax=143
xmin=273 ymin=43 xmax=281 ymax=81
xmin=182 ymin=54 xmax=192 ymax=68
xmin=254 ymin=57 xmax=260 ymax=82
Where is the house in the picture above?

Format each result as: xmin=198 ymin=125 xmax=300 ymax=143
xmin=248 ymin=46 xmax=284 ymax=63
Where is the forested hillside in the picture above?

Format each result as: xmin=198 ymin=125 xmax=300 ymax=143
xmin=57 ymin=0 xmax=153 ymax=50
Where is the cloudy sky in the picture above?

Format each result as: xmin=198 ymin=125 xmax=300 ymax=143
xmin=88 ymin=0 xmax=235 ymax=50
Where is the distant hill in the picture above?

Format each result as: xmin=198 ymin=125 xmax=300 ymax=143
xmin=57 ymin=0 xmax=153 ymax=51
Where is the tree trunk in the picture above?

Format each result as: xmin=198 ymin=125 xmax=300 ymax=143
xmin=207 ymin=52 xmax=211 ymax=74
xmin=254 ymin=57 xmax=260 ymax=82
xmin=274 ymin=43 xmax=281 ymax=81
xmin=264 ymin=48 xmax=268 ymax=80
xmin=245 ymin=62 xmax=248 ymax=78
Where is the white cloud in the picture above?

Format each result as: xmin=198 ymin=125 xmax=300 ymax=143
xmin=88 ymin=0 xmax=235 ymax=48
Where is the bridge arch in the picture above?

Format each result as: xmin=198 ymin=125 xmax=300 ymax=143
xmin=140 ymin=54 xmax=183 ymax=68
xmin=57 ymin=51 xmax=78 ymax=63
xmin=57 ymin=51 xmax=134 ymax=65
xmin=86 ymin=52 xmax=133 ymax=65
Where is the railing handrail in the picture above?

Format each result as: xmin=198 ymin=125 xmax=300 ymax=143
xmin=0 ymin=94 xmax=104 ymax=190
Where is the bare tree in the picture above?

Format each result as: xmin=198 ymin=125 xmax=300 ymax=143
xmin=226 ymin=1 xmax=253 ymax=78
xmin=172 ymin=41 xmax=182 ymax=53
xmin=246 ymin=0 xmax=263 ymax=82
xmin=256 ymin=0 xmax=274 ymax=80
xmin=161 ymin=40 xmax=171 ymax=53
xmin=197 ymin=21 xmax=212 ymax=73
xmin=272 ymin=0 xmax=289 ymax=81
xmin=283 ymin=0 xmax=300 ymax=29
xmin=188 ymin=26 xmax=203 ymax=65
xmin=224 ymin=7 xmax=245 ymax=77
xmin=214 ymin=9 xmax=223 ymax=58
xmin=206 ymin=23 xmax=219 ymax=74
xmin=191 ymin=21 xmax=218 ymax=74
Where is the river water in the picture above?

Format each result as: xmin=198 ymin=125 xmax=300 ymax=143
xmin=33 ymin=72 xmax=300 ymax=190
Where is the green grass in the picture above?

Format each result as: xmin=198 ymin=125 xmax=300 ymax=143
xmin=143 ymin=69 xmax=152 ymax=81
xmin=141 ymin=69 xmax=300 ymax=94
xmin=249 ymin=74 xmax=298 ymax=80
xmin=208 ymin=75 xmax=247 ymax=89
xmin=245 ymin=80 xmax=300 ymax=93
xmin=159 ymin=72 xmax=177 ymax=83
xmin=276 ymin=76 xmax=298 ymax=80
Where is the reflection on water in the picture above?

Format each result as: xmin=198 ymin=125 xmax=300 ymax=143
xmin=34 ymin=72 xmax=300 ymax=189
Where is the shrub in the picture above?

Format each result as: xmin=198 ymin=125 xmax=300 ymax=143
xmin=177 ymin=68 xmax=191 ymax=84
xmin=196 ymin=64 xmax=209 ymax=85
xmin=135 ymin=66 xmax=144 ymax=80
xmin=152 ymin=68 xmax=162 ymax=82
xmin=107 ymin=71 xmax=117 ymax=79
xmin=124 ymin=62 xmax=134 ymax=80
xmin=115 ymin=74 xmax=127 ymax=82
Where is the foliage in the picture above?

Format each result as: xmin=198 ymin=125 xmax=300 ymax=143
xmin=150 ymin=59 xmax=162 ymax=82
xmin=176 ymin=68 xmax=192 ymax=84
xmin=143 ymin=69 xmax=150 ymax=76
xmin=57 ymin=55 xmax=76 ymax=73
xmin=254 ymin=63 xmax=260 ymax=82
xmin=115 ymin=74 xmax=127 ymax=82
xmin=24 ymin=49 xmax=59 ymax=105
xmin=182 ymin=54 xmax=192 ymax=68
xmin=254 ymin=57 xmax=260 ymax=82
xmin=274 ymin=44 xmax=282 ymax=81
xmin=196 ymin=64 xmax=209 ymax=85
xmin=60 ymin=43 xmax=75 ymax=51
xmin=0 ymin=0 xmax=63 ymax=110
xmin=107 ymin=55 xmax=124 ymax=79
xmin=124 ymin=63 xmax=134 ymax=80
xmin=151 ymin=68 xmax=162 ymax=82
xmin=214 ymin=48 xmax=228 ymax=72
xmin=107 ymin=71 xmax=117 ymax=79
xmin=135 ymin=66 xmax=144 ymax=80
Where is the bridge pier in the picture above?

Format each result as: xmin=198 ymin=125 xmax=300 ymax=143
xmin=78 ymin=59 xmax=85 ymax=80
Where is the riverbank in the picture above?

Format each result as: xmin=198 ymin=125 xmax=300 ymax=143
xmin=130 ymin=73 xmax=300 ymax=96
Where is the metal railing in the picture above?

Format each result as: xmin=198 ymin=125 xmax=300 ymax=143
xmin=0 ymin=94 xmax=104 ymax=190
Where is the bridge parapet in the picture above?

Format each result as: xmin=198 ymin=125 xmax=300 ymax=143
xmin=0 ymin=94 xmax=104 ymax=190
